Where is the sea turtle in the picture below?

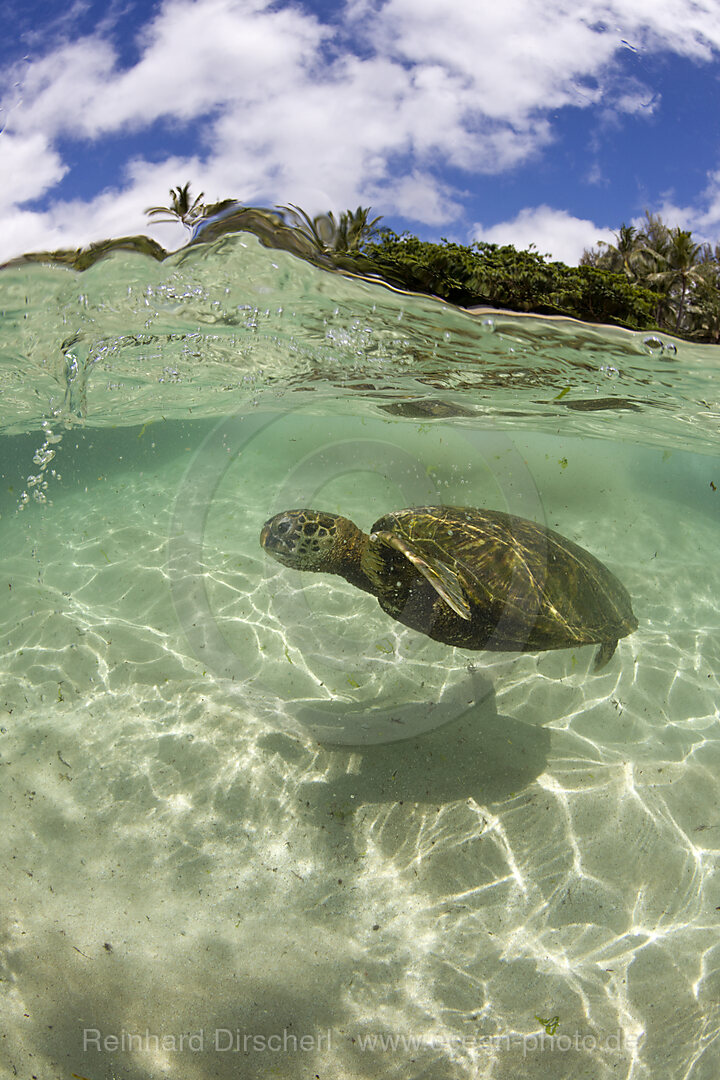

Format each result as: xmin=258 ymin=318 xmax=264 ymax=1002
xmin=260 ymin=505 xmax=638 ymax=670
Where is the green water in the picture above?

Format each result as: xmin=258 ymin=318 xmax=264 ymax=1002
xmin=1 ymin=234 xmax=719 ymax=1080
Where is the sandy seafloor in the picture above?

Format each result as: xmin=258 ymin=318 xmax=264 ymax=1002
xmin=1 ymin=238 xmax=720 ymax=1080
xmin=2 ymin=412 xmax=719 ymax=1080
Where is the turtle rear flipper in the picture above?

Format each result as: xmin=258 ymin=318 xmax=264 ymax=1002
xmin=593 ymin=638 xmax=617 ymax=671
xmin=366 ymin=530 xmax=472 ymax=620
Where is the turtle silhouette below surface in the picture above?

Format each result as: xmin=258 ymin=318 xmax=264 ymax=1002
xmin=260 ymin=505 xmax=638 ymax=671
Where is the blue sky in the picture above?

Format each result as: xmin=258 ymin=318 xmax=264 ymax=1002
xmin=1 ymin=0 xmax=720 ymax=264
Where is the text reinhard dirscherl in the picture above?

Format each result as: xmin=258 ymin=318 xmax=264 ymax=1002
xmin=83 ymin=1029 xmax=331 ymax=1054
xmin=82 ymin=1028 xmax=636 ymax=1056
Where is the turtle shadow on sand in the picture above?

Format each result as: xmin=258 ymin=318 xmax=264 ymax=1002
xmin=262 ymin=681 xmax=551 ymax=813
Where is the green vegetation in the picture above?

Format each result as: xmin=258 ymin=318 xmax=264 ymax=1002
xmin=3 ymin=182 xmax=718 ymax=342
xmin=581 ymin=211 xmax=720 ymax=342
xmin=351 ymin=231 xmax=661 ymax=331
xmin=4 ymin=234 xmax=168 ymax=270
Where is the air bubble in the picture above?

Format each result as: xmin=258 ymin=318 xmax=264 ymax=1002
xmin=641 ymin=335 xmax=678 ymax=358
xmin=642 ymin=336 xmax=665 ymax=354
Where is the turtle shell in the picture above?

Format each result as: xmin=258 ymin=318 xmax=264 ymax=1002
xmin=362 ymin=505 xmax=637 ymax=661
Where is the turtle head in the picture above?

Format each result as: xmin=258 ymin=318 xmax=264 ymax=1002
xmin=260 ymin=509 xmax=347 ymax=572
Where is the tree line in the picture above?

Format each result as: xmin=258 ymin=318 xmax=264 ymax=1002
xmin=145 ymin=185 xmax=667 ymax=334
xmin=580 ymin=212 xmax=720 ymax=342
xmin=5 ymin=182 xmax=719 ymax=342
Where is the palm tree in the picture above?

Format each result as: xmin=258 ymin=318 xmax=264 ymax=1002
xmin=279 ymin=204 xmax=382 ymax=253
xmin=638 ymin=212 xmax=671 ymax=265
xmin=280 ymin=204 xmax=339 ymax=251
xmin=335 ymin=206 xmax=384 ymax=251
xmin=643 ymin=226 xmax=704 ymax=332
xmin=597 ymin=223 xmax=647 ymax=280
xmin=146 ymin=183 xmax=206 ymax=230
xmin=685 ymin=243 xmax=720 ymax=341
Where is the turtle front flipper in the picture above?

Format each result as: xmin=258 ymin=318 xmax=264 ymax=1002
xmin=366 ymin=530 xmax=472 ymax=620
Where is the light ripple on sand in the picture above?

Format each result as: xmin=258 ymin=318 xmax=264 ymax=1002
xmin=1 ymin=422 xmax=719 ymax=1080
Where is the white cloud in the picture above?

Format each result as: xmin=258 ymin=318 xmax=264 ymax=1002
xmin=369 ymin=171 xmax=463 ymax=225
xmin=640 ymin=172 xmax=720 ymax=248
xmin=0 ymin=132 xmax=67 ymax=203
xmin=367 ymin=0 xmax=720 ymax=78
xmin=0 ymin=207 xmax=65 ymax=259
xmin=472 ymin=206 xmax=616 ymax=265
xmin=11 ymin=0 xmax=326 ymax=138
xmin=694 ymin=171 xmax=720 ymax=236
xmin=6 ymin=38 xmax=118 ymax=138
xmin=608 ymin=0 xmax=720 ymax=59
xmin=601 ymin=76 xmax=659 ymax=117
xmin=356 ymin=0 xmax=614 ymax=119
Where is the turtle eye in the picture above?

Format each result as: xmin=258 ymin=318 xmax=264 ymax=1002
xmin=275 ymin=519 xmax=292 ymax=534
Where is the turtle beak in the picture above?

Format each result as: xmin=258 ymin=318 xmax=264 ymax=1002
xmin=260 ymin=514 xmax=295 ymax=559
xmin=260 ymin=520 xmax=284 ymax=555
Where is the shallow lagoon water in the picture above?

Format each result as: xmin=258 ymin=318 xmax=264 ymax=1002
xmin=1 ymin=235 xmax=719 ymax=1080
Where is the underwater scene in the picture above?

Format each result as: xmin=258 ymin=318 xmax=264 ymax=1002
xmin=1 ymin=232 xmax=719 ymax=1080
